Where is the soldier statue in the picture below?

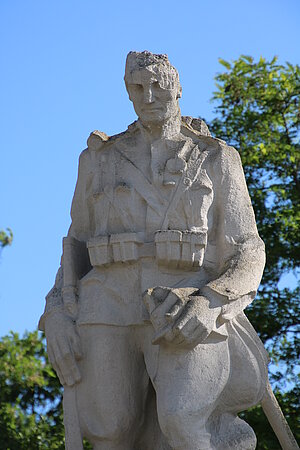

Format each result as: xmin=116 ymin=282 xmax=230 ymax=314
xmin=39 ymin=51 xmax=298 ymax=450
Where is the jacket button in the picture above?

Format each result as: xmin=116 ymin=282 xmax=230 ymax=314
xmin=183 ymin=177 xmax=192 ymax=186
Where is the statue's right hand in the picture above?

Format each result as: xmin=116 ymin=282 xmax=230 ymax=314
xmin=44 ymin=311 xmax=82 ymax=386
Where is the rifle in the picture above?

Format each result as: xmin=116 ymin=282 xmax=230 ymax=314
xmin=63 ymin=385 xmax=84 ymax=450
xmin=261 ymin=381 xmax=299 ymax=450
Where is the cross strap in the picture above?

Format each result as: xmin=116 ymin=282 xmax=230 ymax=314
xmin=114 ymin=143 xmax=209 ymax=229
xmin=161 ymin=145 xmax=209 ymax=230
xmin=114 ymin=148 xmax=170 ymax=215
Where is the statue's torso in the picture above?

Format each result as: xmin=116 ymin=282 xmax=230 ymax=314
xmin=87 ymin=131 xmax=212 ymax=238
xmin=75 ymin=125 xmax=222 ymax=326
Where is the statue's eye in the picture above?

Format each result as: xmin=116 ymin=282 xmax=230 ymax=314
xmin=131 ymin=84 xmax=143 ymax=92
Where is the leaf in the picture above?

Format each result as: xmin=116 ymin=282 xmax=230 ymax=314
xmin=0 ymin=228 xmax=13 ymax=248
xmin=218 ymin=58 xmax=231 ymax=70
xmin=241 ymin=55 xmax=254 ymax=64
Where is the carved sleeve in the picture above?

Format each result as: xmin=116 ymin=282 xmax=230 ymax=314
xmin=39 ymin=149 xmax=92 ymax=330
xmin=205 ymin=145 xmax=265 ymax=302
xmin=68 ymin=149 xmax=92 ymax=241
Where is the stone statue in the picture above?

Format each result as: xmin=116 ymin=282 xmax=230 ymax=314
xmin=39 ymin=51 xmax=298 ymax=450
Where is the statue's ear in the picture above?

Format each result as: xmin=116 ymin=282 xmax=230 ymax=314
xmin=124 ymin=80 xmax=133 ymax=102
xmin=177 ymin=85 xmax=182 ymax=99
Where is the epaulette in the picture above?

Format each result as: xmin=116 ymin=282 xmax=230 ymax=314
xmin=87 ymin=123 xmax=138 ymax=152
xmin=181 ymin=116 xmax=227 ymax=149
xmin=182 ymin=116 xmax=211 ymax=137
xmin=87 ymin=130 xmax=109 ymax=151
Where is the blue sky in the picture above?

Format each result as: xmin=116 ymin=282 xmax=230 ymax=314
xmin=0 ymin=0 xmax=299 ymax=336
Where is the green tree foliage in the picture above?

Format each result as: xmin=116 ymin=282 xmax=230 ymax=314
xmin=0 ymin=331 xmax=92 ymax=449
xmin=0 ymin=331 xmax=64 ymax=449
xmin=208 ymin=55 xmax=300 ymax=448
xmin=0 ymin=228 xmax=13 ymax=248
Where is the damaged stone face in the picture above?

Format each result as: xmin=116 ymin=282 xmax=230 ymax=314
xmin=40 ymin=51 xmax=298 ymax=450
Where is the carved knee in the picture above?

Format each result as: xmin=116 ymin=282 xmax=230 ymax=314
xmin=80 ymin=407 xmax=139 ymax=448
xmin=209 ymin=413 xmax=257 ymax=450
xmin=157 ymin=405 xmax=211 ymax=450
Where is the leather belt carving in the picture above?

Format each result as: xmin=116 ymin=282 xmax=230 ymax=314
xmin=87 ymin=230 xmax=207 ymax=270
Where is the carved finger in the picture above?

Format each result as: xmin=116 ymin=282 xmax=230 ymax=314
xmin=54 ymin=343 xmax=80 ymax=386
xmin=53 ymin=363 xmax=67 ymax=386
xmin=70 ymin=332 xmax=83 ymax=360
xmin=152 ymin=290 xmax=181 ymax=322
xmin=165 ymin=299 xmax=185 ymax=323
xmin=173 ymin=308 xmax=192 ymax=332
xmin=56 ymin=335 xmax=72 ymax=359
xmin=48 ymin=346 xmax=67 ymax=385
xmin=172 ymin=317 xmax=198 ymax=344
xmin=48 ymin=344 xmax=67 ymax=382
xmin=60 ymin=351 xmax=82 ymax=386
xmin=143 ymin=286 xmax=170 ymax=314
xmin=46 ymin=344 xmax=56 ymax=366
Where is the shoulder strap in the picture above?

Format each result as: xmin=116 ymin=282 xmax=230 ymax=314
xmin=161 ymin=145 xmax=209 ymax=230
xmin=114 ymin=148 xmax=167 ymax=214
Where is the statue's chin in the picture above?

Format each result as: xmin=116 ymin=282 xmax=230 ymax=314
xmin=140 ymin=118 xmax=167 ymax=128
xmin=139 ymin=112 xmax=179 ymax=129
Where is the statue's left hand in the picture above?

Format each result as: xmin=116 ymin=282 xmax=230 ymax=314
xmin=144 ymin=287 xmax=220 ymax=347
xmin=167 ymin=295 xmax=219 ymax=346
xmin=44 ymin=311 xmax=82 ymax=386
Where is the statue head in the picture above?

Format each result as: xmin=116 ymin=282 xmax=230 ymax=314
xmin=124 ymin=51 xmax=182 ymax=127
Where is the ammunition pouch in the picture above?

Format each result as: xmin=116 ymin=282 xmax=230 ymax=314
xmin=155 ymin=230 xmax=207 ymax=269
xmin=87 ymin=230 xmax=207 ymax=270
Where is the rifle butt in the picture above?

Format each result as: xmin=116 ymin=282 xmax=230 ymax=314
xmin=261 ymin=381 xmax=299 ymax=450
xmin=63 ymin=385 xmax=84 ymax=450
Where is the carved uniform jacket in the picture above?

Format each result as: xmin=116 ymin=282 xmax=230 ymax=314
xmin=41 ymin=118 xmax=265 ymax=336
xmin=42 ymin=118 xmax=266 ymax=333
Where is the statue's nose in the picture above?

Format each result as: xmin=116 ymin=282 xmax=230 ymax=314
xmin=143 ymin=85 xmax=154 ymax=103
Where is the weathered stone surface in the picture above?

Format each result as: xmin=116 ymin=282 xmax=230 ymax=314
xmin=39 ymin=51 xmax=297 ymax=450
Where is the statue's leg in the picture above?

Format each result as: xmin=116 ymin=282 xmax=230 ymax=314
xmin=208 ymin=412 xmax=257 ymax=450
xmin=207 ymin=315 xmax=269 ymax=450
xmin=142 ymin=326 xmax=231 ymax=450
xmin=220 ymin=315 xmax=269 ymax=412
xmin=142 ymin=316 xmax=266 ymax=450
xmin=74 ymin=324 xmax=149 ymax=450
